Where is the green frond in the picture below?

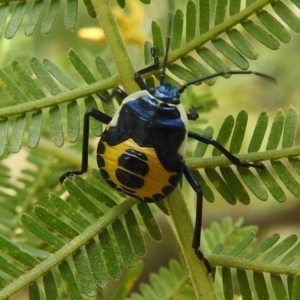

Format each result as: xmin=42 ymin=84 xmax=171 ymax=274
xmin=203 ymin=218 xmax=300 ymax=299
xmin=1 ymin=0 xmax=300 ymax=299
xmin=187 ymin=107 xmax=300 ymax=204
xmin=0 ymin=50 xmax=115 ymax=151
xmin=142 ymin=0 xmax=300 ymax=83
xmin=0 ymin=0 xmax=97 ymax=37
xmin=0 ymin=173 xmax=166 ymax=298
xmin=126 ymin=259 xmax=194 ymax=300
xmin=125 ymin=218 xmax=300 ymax=300
xmin=0 ymin=151 xmax=60 ymax=240
xmin=210 ymin=230 xmax=300 ymax=298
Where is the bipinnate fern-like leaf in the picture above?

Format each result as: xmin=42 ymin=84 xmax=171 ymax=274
xmin=123 ymin=218 xmax=300 ymax=300
xmin=147 ymin=0 xmax=300 ymax=85
xmin=206 ymin=218 xmax=300 ymax=299
xmin=1 ymin=0 xmax=88 ymax=37
xmin=188 ymin=107 xmax=300 ymax=204
xmin=0 ymin=49 xmax=115 ymax=153
xmin=0 ymin=0 xmax=150 ymax=37
xmin=0 ymin=150 xmax=59 ymax=238
xmin=0 ymin=175 xmax=165 ymax=299
xmin=213 ymin=231 xmax=300 ymax=299
xmin=125 ymin=259 xmax=195 ymax=300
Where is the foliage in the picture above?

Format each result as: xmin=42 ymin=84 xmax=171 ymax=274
xmin=0 ymin=0 xmax=300 ymax=299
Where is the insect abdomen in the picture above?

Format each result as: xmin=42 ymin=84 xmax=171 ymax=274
xmin=97 ymin=138 xmax=183 ymax=202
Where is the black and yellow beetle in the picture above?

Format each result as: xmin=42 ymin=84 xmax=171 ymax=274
xmin=60 ymin=0 xmax=276 ymax=273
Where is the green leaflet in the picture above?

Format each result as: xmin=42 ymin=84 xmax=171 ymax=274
xmin=43 ymin=271 xmax=59 ymax=300
xmin=65 ymin=0 xmax=78 ymax=31
xmin=73 ymin=249 xmax=97 ymax=297
xmin=58 ymin=260 xmax=84 ymax=300
xmin=25 ymin=1 xmax=44 ymax=36
xmin=186 ymin=0 xmax=196 ymax=42
xmin=9 ymin=114 xmax=26 ymax=153
xmin=4 ymin=2 xmax=26 ymax=39
xmin=42 ymin=0 xmax=60 ymax=34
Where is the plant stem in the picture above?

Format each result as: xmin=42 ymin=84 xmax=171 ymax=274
xmin=0 ymin=76 xmax=118 ymax=118
xmin=166 ymin=187 xmax=215 ymax=300
xmin=36 ymin=134 xmax=300 ymax=175
xmin=130 ymin=0 xmax=276 ymax=76
xmin=91 ymin=0 xmax=138 ymax=94
xmin=187 ymin=145 xmax=300 ymax=169
xmin=209 ymin=253 xmax=300 ymax=276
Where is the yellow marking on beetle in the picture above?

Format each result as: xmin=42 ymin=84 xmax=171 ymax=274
xmin=98 ymin=139 xmax=181 ymax=199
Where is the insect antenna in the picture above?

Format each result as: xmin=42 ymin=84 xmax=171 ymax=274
xmin=178 ymin=70 xmax=277 ymax=94
xmin=160 ymin=0 xmax=175 ymax=85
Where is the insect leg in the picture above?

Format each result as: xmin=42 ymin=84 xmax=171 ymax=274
xmin=183 ymin=165 xmax=212 ymax=273
xmin=186 ymin=106 xmax=200 ymax=121
xmin=97 ymin=87 xmax=128 ymax=102
xmin=134 ymin=47 xmax=160 ymax=89
xmin=188 ymin=131 xmax=264 ymax=169
xmin=59 ymin=108 xmax=112 ymax=183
